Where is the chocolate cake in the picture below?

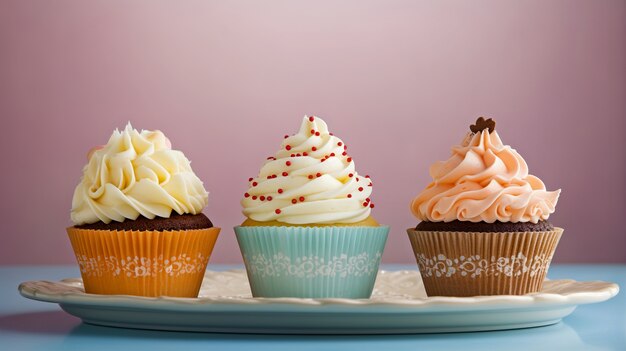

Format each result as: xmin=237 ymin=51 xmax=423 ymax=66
xmin=415 ymin=220 xmax=553 ymax=232
xmin=76 ymin=213 xmax=213 ymax=231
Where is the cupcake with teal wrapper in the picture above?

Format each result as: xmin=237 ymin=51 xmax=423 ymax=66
xmin=235 ymin=115 xmax=389 ymax=298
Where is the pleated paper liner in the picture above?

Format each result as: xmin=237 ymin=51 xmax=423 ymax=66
xmin=67 ymin=227 xmax=220 ymax=297
xmin=234 ymin=226 xmax=389 ymax=298
xmin=406 ymin=228 xmax=563 ymax=297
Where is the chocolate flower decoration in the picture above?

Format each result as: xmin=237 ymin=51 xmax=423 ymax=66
xmin=470 ymin=117 xmax=496 ymax=134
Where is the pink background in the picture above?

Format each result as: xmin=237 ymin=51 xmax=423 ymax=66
xmin=1 ymin=1 xmax=625 ymax=265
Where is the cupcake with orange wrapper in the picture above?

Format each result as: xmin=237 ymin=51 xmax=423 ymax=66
xmin=68 ymin=123 xmax=220 ymax=297
xmin=407 ymin=117 xmax=563 ymax=297
xmin=235 ymin=116 xmax=389 ymax=298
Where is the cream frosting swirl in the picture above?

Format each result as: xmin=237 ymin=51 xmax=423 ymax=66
xmin=241 ymin=116 xmax=374 ymax=224
xmin=411 ymin=129 xmax=560 ymax=223
xmin=71 ymin=123 xmax=208 ymax=225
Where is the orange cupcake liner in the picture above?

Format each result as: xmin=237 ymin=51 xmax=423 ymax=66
xmin=406 ymin=228 xmax=563 ymax=296
xmin=67 ymin=227 xmax=220 ymax=297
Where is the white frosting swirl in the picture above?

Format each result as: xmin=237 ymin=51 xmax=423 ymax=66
xmin=71 ymin=123 xmax=208 ymax=225
xmin=241 ymin=116 xmax=374 ymax=224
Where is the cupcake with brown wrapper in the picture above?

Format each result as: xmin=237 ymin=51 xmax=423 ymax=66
xmin=67 ymin=123 xmax=220 ymax=297
xmin=407 ymin=117 xmax=562 ymax=296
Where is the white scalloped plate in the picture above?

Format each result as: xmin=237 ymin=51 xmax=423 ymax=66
xmin=18 ymin=270 xmax=619 ymax=334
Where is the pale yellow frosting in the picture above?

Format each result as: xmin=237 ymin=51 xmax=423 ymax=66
xmin=241 ymin=216 xmax=379 ymax=227
xmin=71 ymin=123 xmax=208 ymax=225
xmin=411 ymin=129 xmax=560 ymax=223
xmin=241 ymin=116 xmax=375 ymax=225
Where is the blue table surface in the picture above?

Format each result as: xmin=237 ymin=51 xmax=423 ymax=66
xmin=1 ymin=264 xmax=624 ymax=351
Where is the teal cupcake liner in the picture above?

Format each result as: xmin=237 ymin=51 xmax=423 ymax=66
xmin=234 ymin=225 xmax=389 ymax=298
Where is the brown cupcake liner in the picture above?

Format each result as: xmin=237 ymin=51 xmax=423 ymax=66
xmin=406 ymin=228 xmax=563 ymax=296
xmin=67 ymin=227 xmax=220 ymax=297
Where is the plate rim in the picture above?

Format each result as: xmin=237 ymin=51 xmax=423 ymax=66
xmin=18 ymin=269 xmax=620 ymax=312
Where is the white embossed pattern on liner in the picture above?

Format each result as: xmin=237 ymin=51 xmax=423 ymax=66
xmin=243 ymin=252 xmax=382 ymax=278
xmin=75 ymin=253 xmax=210 ymax=278
xmin=415 ymin=252 xmax=552 ymax=279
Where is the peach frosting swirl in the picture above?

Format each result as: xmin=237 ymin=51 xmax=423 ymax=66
xmin=411 ymin=129 xmax=560 ymax=223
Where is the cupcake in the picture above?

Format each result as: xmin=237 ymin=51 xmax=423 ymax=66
xmin=407 ymin=117 xmax=562 ymax=296
xmin=234 ymin=116 xmax=389 ymax=298
xmin=67 ymin=123 xmax=220 ymax=297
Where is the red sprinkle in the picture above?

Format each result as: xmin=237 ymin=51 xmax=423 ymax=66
xmin=310 ymin=129 xmax=315 ymax=134
xmin=316 ymin=172 xmax=322 ymax=177
xmin=267 ymin=196 xmax=273 ymax=201
xmin=309 ymin=116 xmax=314 ymax=122
xmin=275 ymin=209 xmax=281 ymax=214
xmin=370 ymin=203 xmax=375 ymax=208
xmin=286 ymin=161 xmax=292 ymax=166
xmin=252 ymin=196 xmax=258 ymax=200
xmin=278 ymin=189 xmax=283 ymax=194
xmin=244 ymin=193 xmax=250 ymax=198
xmin=308 ymin=175 xmax=314 ymax=179
xmin=284 ymin=135 xmax=289 ymax=139
xmin=349 ymin=173 xmax=354 ymax=177
xmin=286 ymin=145 xmax=291 ymax=151
xmin=363 ymin=202 xmax=368 ymax=207
xmin=347 ymin=157 xmax=352 ymax=162
xmin=252 ymin=182 xmax=258 ymax=187
xmin=356 ymin=178 xmax=359 ymax=182
xmin=282 ymin=172 xmax=289 ymax=176
xmin=267 ymin=175 xmax=272 ymax=179
xmin=260 ymin=196 xmax=266 ymax=201
xmin=311 ymin=147 xmax=317 ymax=151
xmin=315 ymin=131 xmax=320 ymax=136
xmin=358 ymin=187 xmax=364 ymax=191
xmin=292 ymin=199 xmax=297 ymax=204
xmin=347 ymin=194 xmax=352 ymax=198
xmin=365 ymin=175 xmax=370 ymax=178
xmin=296 ymin=153 xmax=301 ymax=157
xmin=321 ymin=159 xmax=325 ymax=162
xmin=330 ymin=153 xmax=335 ymax=157
xmin=303 ymin=152 xmax=308 ymax=156
xmin=342 ymin=152 xmax=347 ymax=156
xmin=368 ymin=183 xmax=373 ymax=186
xmin=337 ymin=142 xmax=343 ymax=146
xmin=299 ymin=196 xmax=305 ymax=202
xmin=366 ymin=198 xmax=371 ymax=202
xmin=248 ymin=177 xmax=253 ymax=182
xmin=290 ymin=154 xmax=295 ymax=157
